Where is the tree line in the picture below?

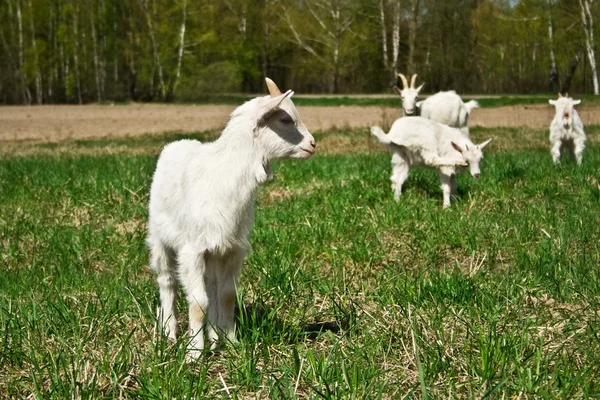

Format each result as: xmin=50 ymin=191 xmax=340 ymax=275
xmin=0 ymin=0 xmax=598 ymax=105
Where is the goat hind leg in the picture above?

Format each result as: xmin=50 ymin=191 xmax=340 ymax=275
xmin=391 ymin=153 xmax=410 ymax=201
xmin=151 ymin=242 xmax=179 ymax=341
xmin=216 ymin=248 xmax=245 ymax=344
xmin=179 ymin=245 xmax=209 ymax=360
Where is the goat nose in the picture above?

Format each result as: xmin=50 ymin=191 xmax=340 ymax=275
xmin=473 ymin=173 xmax=480 ymax=179
xmin=310 ymin=139 xmax=316 ymax=148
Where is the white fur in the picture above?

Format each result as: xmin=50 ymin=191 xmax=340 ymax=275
xmin=371 ymin=117 xmax=491 ymax=208
xmin=548 ymin=96 xmax=586 ymax=165
xmin=418 ymin=91 xmax=479 ymax=137
xmin=147 ymin=80 xmax=315 ymax=359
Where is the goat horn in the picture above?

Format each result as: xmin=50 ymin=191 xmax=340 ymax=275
xmin=558 ymin=92 xmax=562 ymax=98
xmin=565 ymin=92 xmax=569 ymax=98
xmin=265 ymin=77 xmax=282 ymax=97
xmin=397 ymin=73 xmax=409 ymax=89
xmin=410 ymin=74 xmax=418 ymax=88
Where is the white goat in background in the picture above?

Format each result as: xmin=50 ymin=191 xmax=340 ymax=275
xmin=393 ymin=73 xmax=424 ymax=116
xmin=393 ymin=73 xmax=479 ymax=136
xmin=371 ymin=117 xmax=492 ymax=208
xmin=419 ymin=91 xmax=479 ymax=137
xmin=549 ymin=93 xmax=586 ymax=165
xmin=147 ymin=78 xmax=316 ymax=359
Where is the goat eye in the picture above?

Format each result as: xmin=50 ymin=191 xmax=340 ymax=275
xmin=280 ymin=117 xmax=293 ymax=124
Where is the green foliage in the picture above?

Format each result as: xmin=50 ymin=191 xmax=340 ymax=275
xmin=1 ymin=127 xmax=600 ymax=397
xmin=1 ymin=0 xmax=599 ymax=104
xmin=177 ymin=61 xmax=243 ymax=101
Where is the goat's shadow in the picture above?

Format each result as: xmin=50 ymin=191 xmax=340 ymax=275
xmin=406 ymin=175 xmax=467 ymax=202
xmin=235 ymin=302 xmax=348 ymax=343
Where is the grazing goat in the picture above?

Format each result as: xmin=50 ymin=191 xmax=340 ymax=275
xmin=549 ymin=93 xmax=586 ymax=165
xmin=371 ymin=117 xmax=492 ymax=208
xmin=393 ymin=73 xmax=424 ymax=116
xmin=147 ymin=78 xmax=316 ymax=359
xmin=418 ymin=91 xmax=479 ymax=137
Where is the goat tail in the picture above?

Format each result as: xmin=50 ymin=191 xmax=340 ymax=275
xmin=464 ymin=100 xmax=480 ymax=113
xmin=370 ymin=126 xmax=391 ymax=144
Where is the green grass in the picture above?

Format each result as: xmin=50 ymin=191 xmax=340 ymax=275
xmin=1 ymin=127 xmax=600 ymax=398
xmin=99 ymin=93 xmax=600 ymax=108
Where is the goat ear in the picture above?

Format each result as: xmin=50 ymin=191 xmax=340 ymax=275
xmin=259 ymin=90 xmax=293 ymax=116
xmin=393 ymin=86 xmax=402 ymax=96
xmin=478 ymin=138 xmax=492 ymax=150
xmin=573 ymin=99 xmax=581 ymax=105
xmin=451 ymin=142 xmax=464 ymax=153
xmin=549 ymin=99 xmax=556 ymax=105
xmin=415 ymin=83 xmax=424 ymax=92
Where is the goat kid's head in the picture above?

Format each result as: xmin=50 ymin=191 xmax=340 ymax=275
xmin=549 ymin=93 xmax=581 ymax=129
xmin=254 ymin=78 xmax=316 ymax=160
xmin=451 ymin=139 xmax=492 ymax=179
xmin=393 ymin=73 xmax=424 ymax=116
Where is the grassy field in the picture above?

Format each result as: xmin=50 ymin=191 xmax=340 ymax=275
xmin=108 ymin=93 xmax=600 ymax=108
xmin=1 ymin=126 xmax=600 ymax=398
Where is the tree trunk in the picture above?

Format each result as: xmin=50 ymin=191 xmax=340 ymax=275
xmin=547 ymin=1 xmax=559 ymax=93
xmin=561 ymin=52 xmax=581 ymax=94
xmin=169 ymin=0 xmax=186 ymax=100
xmin=391 ymin=1 xmax=401 ymax=79
xmin=27 ymin=0 xmax=42 ymax=104
xmin=380 ymin=0 xmax=389 ymax=72
xmin=407 ymin=0 xmax=420 ymax=75
xmin=90 ymin=0 xmax=102 ymax=102
xmin=140 ymin=0 xmax=166 ymax=101
xmin=72 ymin=1 xmax=83 ymax=104
xmin=579 ymin=0 xmax=599 ymax=94
xmin=16 ymin=0 xmax=32 ymax=104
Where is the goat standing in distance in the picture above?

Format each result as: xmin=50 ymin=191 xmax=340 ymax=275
xmin=418 ymin=91 xmax=479 ymax=137
xmin=147 ymin=78 xmax=316 ymax=360
xmin=393 ymin=73 xmax=479 ymax=137
xmin=549 ymin=93 xmax=586 ymax=166
xmin=371 ymin=117 xmax=492 ymax=208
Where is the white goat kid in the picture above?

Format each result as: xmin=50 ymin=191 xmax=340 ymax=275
xmin=393 ymin=73 xmax=424 ymax=116
xmin=549 ymin=94 xmax=586 ymax=165
xmin=418 ymin=91 xmax=479 ymax=137
xmin=147 ymin=78 xmax=316 ymax=359
xmin=371 ymin=117 xmax=492 ymax=208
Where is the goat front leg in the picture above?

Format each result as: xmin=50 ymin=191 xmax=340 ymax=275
xmin=439 ymin=172 xmax=453 ymax=208
xmin=179 ymin=245 xmax=209 ymax=360
xmin=574 ymin=137 xmax=585 ymax=166
xmin=550 ymin=140 xmax=561 ymax=164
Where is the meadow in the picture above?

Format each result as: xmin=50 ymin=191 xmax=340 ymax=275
xmin=1 ymin=125 xmax=600 ymax=398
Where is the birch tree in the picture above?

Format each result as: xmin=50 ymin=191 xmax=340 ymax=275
xmin=140 ymin=0 xmax=166 ymax=100
xmin=168 ymin=0 xmax=187 ymax=99
xmin=284 ymin=0 xmax=354 ymax=93
xmin=579 ymin=0 xmax=598 ymax=94
xmin=547 ymin=0 xmax=559 ymax=92
xmin=379 ymin=0 xmax=401 ymax=85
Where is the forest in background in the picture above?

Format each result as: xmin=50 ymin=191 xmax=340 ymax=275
xmin=0 ymin=0 xmax=598 ymax=104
